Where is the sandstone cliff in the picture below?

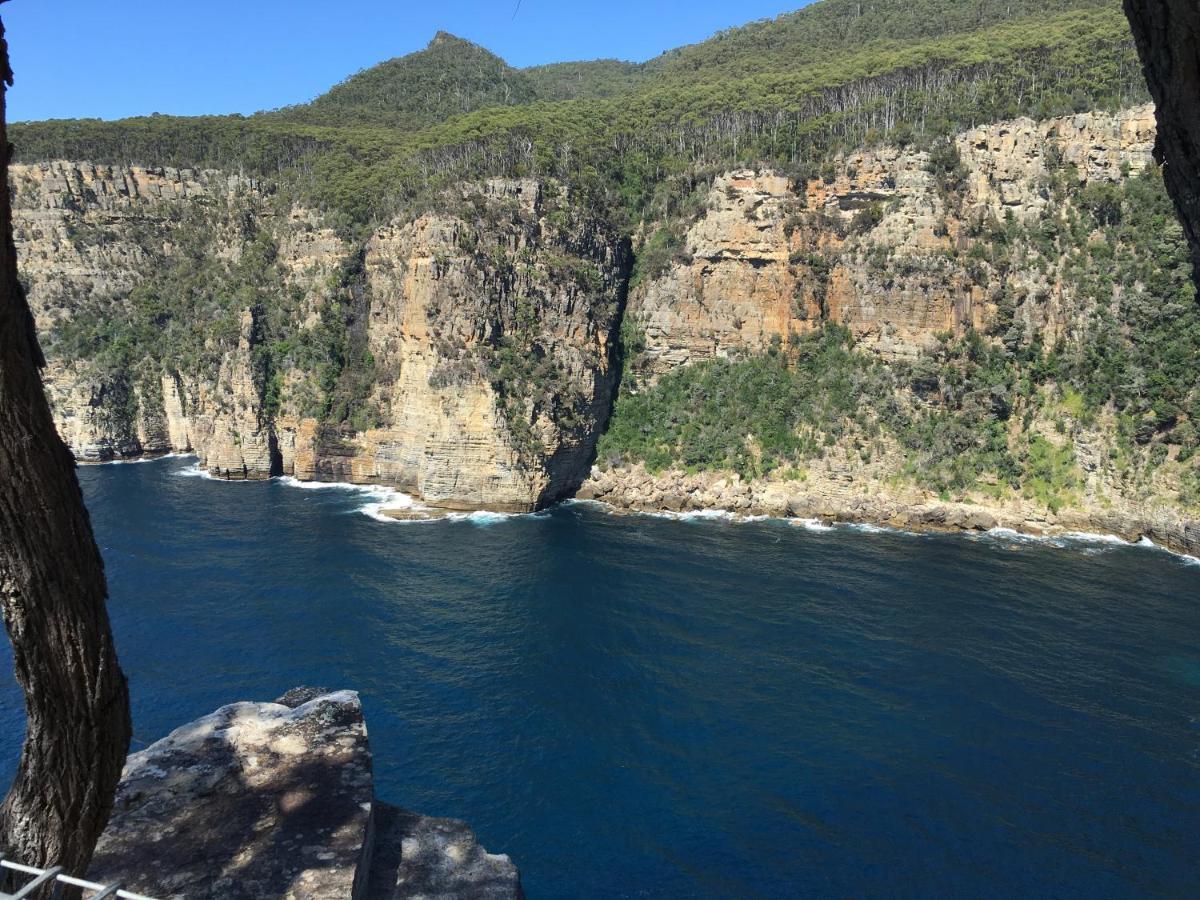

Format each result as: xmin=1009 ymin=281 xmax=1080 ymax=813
xmin=11 ymin=162 xmax=259 ymax=461
xmin=14 ymin=104 xmax=1199 ymax=544
xmin=285 ymin=179 xmax=629 ymax=511
xmin=14 ymin=165 xmax=628 ymax=510
xmin=596 ymin=103 xmax=1199 ymax=554
xmin=629 ymin=105 xmax=1157 ymax=374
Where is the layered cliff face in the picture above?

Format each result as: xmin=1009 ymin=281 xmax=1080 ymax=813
xmin=10 ymin=161 xmax=256 ymax=328
xmin=12 ymin=162 xmax=261 ymax=461
xmin=14 ymin=104 xmax=1198 ymax=537
xmin=14 ymin=164 xmax=628 ymax=510
xmin=596 ymin=102 xmax=1200 ymax=553
xmin=285 ymin=179 xmax=629 ymax=510
xmin=629 ymin=105 xmax=1157 ymax=376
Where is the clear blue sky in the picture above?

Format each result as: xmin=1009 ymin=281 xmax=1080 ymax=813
xmin=2 ymin=0 xmax=813 ymax=123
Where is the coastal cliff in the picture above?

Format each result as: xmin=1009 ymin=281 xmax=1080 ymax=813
xmin=13 ymin=104 xmax=1200 ymax=547
xmin=305 ymin=179 xmax=629 ymax=510
xmin=630 ymin=106 xmax=1156 ymax=370
xmin=596 ymin=104 xmax=1199 ymax=554
xmin=14 ymin=166 xmax=627 ymax=510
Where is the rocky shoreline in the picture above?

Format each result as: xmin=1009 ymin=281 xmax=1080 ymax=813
xmin=576 ymin=464 xmax=1200 ymax=560
xmin=25 ymin=106 xmax=1191 ymax=528
xmin=82 ymin=450 xmax=1200 ymax=559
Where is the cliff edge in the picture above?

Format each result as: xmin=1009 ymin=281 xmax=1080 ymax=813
xmin=87 ymin=689 xmax=522 ymax=899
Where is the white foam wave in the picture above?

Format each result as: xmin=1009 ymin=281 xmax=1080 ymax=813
xmin=631 ymin=508 xmax=724 ymax=522
xmin=664 ymin=508 xmax=775 ymax=524
xmin=364 ymin=506 xmax=543 ymax=526
xmin=982 ymin=526 xmax=1038 ymax=543
xmin=244 ymin=474 xmax=421 ymax=522
xmin=977 ymin=527 xmax=1083 ymax=549
xmin=678 ymin=509 xmax=743 ymax=522
xmin=174 ymin=462 xmax=219 ymax=480
xmin=1061 ymin=530 xmax=1131 ymax=545
xmin=1134 ymin=536 xmax=1200 ymax=568
xmin=460 ymin=510 xmax=523 ymax=525
xmin=353 ymin=487 xmax=417 ymax=522
xmin=976 ymin=527 xmax=1197 ymax=564
xmin=337 ymin=485 xmax=534 ymax=526
xmin=791 ymin=518 xmax=835 ymax=532
xmin=281 ymin=482 xmax=431 ymax=523
xmin=604 ymin=502 xmax=1200 ymax=566
xmin=162 ymin=472 xmax=1200 ymax=563
xmin=843 ymin=521 xmax=907 ymax=535
xmin=276 ymin=476 xmax=397 ymax=497
xmin=102 ymin=452 xmax=192 ymax=466
xmin=979 ymin=528 xmax=1128 ymax=549
xmin=360 ymin=503 xmax=427 ymax=524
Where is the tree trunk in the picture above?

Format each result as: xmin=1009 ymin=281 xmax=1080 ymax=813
xmin=1123 ymin=0 xmax=1200 ymax=286
xmin=0 ymin=10 xmax=132 ymax=883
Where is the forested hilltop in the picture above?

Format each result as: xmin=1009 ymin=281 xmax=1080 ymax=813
xmin=14 ymin=0 xmax=1145 ymax=228
xmin=8 ymin=0 xmax=1200 ymax=552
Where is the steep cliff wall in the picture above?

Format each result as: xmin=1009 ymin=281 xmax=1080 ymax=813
xmin=595 ymin=103 xmax=1200 ymax=553
xmin=14 ymin=165 xmax=628 ymax=509
xmin=12 ymin=162 xmax=262 ymax=461
xmin=11 ymin=161 xmax=256 ymax=327
xmin=285 ymin=179 xmax=629 ymax=510
xmin=629 ymin=105 xmax=1157 ymax=375
xmin=15 ymin=104 xmax=1198 ymax=538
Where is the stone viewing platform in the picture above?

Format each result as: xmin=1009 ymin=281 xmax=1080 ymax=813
xmin=87 ymin=688 xmax=523 ymax=899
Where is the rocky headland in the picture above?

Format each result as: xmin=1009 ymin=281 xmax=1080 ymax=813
xmin=571 ymin=102 xmax=1197 ymax=556
xmin=13 ymin=166 xmax=627 ymax=511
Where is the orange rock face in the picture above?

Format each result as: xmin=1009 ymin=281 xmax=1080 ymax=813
xmin=630 ymin=105 xmax=1157 ymax=373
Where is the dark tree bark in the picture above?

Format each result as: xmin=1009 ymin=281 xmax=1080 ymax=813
xmin=0 ymin=10 xmax=132 ymax=882
xmin=1123 ymin=0 xmax=1200 ymax=286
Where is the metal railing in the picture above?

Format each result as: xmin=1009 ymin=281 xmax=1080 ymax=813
xmin=0 ymin=859 xmax=158 ymax=899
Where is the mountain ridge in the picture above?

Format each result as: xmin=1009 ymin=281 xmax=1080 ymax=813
xmin=250 ymin=0 xmax=1127 ymax=132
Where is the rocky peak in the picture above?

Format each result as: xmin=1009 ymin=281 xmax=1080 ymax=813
xmin=428 ymin=31 xmax=475 ymax=50
xmin=283 ymin=29 xmax=530 ymax=131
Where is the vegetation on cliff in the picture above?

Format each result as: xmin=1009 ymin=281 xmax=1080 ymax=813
xmin=601 ymin=167 xmax=1200 ymax=511
xmin=45 ymin=199 xmax=389 ymax=437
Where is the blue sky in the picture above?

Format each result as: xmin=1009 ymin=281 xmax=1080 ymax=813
xmin=3 ymin=0 xmax=813 ymax=122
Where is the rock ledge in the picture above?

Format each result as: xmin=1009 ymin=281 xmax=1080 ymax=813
xmin=88 ymin=690 xmax=522 ymax=899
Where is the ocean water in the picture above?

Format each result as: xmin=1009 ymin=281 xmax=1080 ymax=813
xmin=1 ymin=456 xmax=1198 ymax=897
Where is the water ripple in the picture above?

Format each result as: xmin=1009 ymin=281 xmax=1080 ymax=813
xmin=0 ymin=456 xmax=1189 ymax=898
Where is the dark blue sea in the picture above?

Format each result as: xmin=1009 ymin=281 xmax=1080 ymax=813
xmin=2 ymin=456 xmax=1199 ymax=897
